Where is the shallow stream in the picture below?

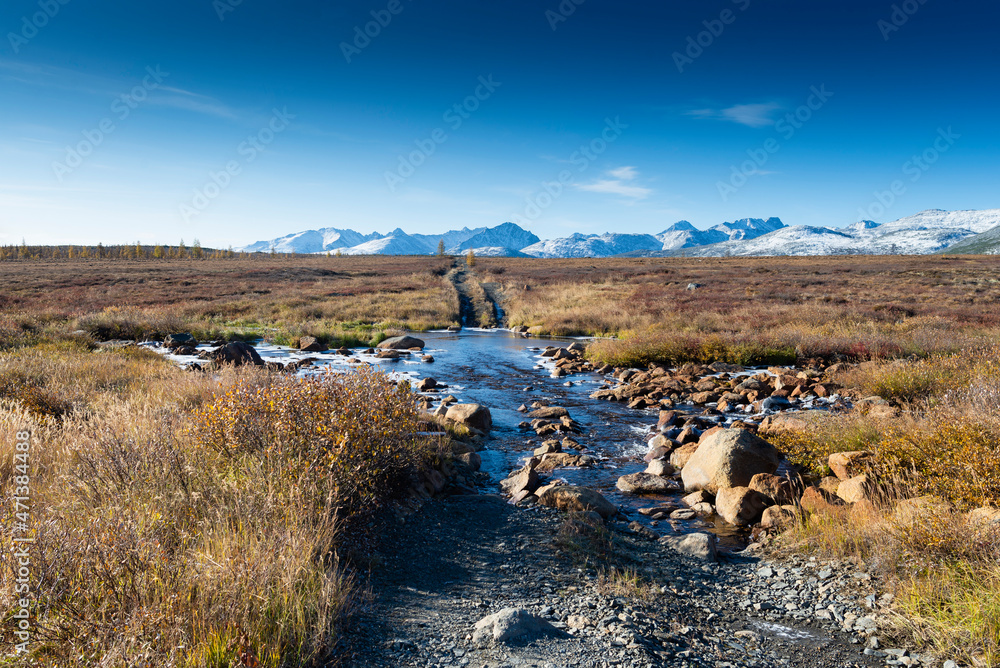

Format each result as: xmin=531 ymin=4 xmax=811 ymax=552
xmin=151 ymin=328 xmax=808 ymax=548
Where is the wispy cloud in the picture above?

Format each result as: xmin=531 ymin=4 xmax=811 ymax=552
xmin=687 ymin=102 xmax=782 ymax=128
xmin=576 ymin=166 xmax=652 ymax=200
xmin=147 ymin=92 xmax=240 ymax=121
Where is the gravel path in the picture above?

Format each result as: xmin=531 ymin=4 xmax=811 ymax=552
xmin=338 ymin=494 xmax=900 ymax=668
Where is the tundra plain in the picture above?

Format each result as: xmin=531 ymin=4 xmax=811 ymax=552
xmin=1 ymin=253 xmax=999 ymax=666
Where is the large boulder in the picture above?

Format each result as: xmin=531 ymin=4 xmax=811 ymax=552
xmin=836 ymin=474 xmax=872 ymax=504
xmin=528 ymin=406 xmax=569 ymax=419
xmin=681 ymin=429 xmax=781 ymax=494
xmin=377 ymin=335 xmax=425 ymax=350
xmin=455 ymin=451 xmax=481 ymax=472
xmin=297 ymin=336 xmax=326 ymax=352
xmin=669 ymin=443 xmax=700 ymax=470
xmin=799 ymin=486 xmax=845 ymax=516
xmin=210 ymin=342 xmax=264 ymax=367
xmin=968 ymin=505 xmax=1000 ymax=528
xmin=760 ymin=505 xmax=799 ymax=530
xmin=661 ymin=532 xmax=718 ymax=562
xmin=500 ymin=466 xmax=538 ymax=496
xmin=445 ymin=404 xmax=492 ymax=433
xmin=537 ymin=485 xmax=617 ymax=519
xmin=645 ymin=459 xmax=674 ymax=477
xmin=758 ymin=412 xmax=813 ymax=436
xmin=473 ymin=608 xmax=555 ymax=645
xmin=715 ymin=486 xmax=768 ymax=526
xmin=616 ymin=472 xmax=678 ymax=495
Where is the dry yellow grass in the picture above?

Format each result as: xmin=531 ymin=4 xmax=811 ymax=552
xmin=0 ymin=256 xmax=460 ymax=348
xmin=0 ymin=342 xmax=437 ymax=666
xmin=768 ymin=348 xmax=1000 ymax=664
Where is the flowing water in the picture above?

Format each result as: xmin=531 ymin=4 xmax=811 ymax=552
xmin=152 ymin=329 xmax=760 ymax=546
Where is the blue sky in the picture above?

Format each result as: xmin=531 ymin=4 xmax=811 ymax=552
xmin=1 ymin=0 xmax=998 ymax=247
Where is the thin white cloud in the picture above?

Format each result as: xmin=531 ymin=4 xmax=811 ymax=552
xmin=147 ymin=94 xmax=240 ymax=120
xmin=576 ymin=166 xmax=652 ymax=200
xmin=608 ymin=165 xmax=638 ymax=180
xmin=687 ymin=102 xmax=782 ymax=128
xmin=577 ymin=180 xmax=652 ymax=198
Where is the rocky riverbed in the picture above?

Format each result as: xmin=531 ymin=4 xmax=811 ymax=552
xmin=336 ymin=493 xmax=914 ymax=668
xmin=143 ymin=329 xmax=963 ymax=667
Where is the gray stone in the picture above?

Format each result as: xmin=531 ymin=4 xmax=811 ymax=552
xmin=616 ymin=472 xmax=678 ymax=495
xmin=210 ymin=341 xmax=264 ymax=367
xmin=445 ymin=404 xmax=492 ymax=433
xmin=377 ymin=335 xmax=425 ymax=350
xmin=297 ymin=336 xmax=325 ymax=352
xmin=472 ymin=607 xmax=555 ymax=644
xmin=537 ymin=485 xmax=617 ymax=519
xmin=662 ymin=532 xmax=718 ymax=562
xmin=681 ymin=428 xmax=781 ymax=494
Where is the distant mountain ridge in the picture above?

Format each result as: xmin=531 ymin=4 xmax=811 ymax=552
xmin=237 ymin=210 xmax=1000 ymax=258
xmin=629 ymin=209 xmax=1000 ymax=258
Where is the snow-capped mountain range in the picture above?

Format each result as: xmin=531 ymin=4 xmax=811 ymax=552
xmin=634 ymin=209 xmax=1000 ymax=258
xmin=238 ymin=210 xmax=1000 ymax=258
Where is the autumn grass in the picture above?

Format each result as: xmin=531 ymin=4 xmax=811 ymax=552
xmin=478 ymin=255 xmax=1000 ymax=365
xmin=0 ymin=341 xmax=439 ymax=666
xmin=776 ymin=493 xmax=1000 ymax=666
xmin=594 ymin=567 xmax=657 ymax=601
xmin=768 ymin=348 xmax=1000 ymax=664
xmin=0 ymin=256 xmax=460 ymax=348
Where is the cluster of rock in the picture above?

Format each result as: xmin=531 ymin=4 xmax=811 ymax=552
xmin=797 ymin=449 xmax=1000 ymax=536
xmin=164 ymin=334 xmax=268 ymax=370
xmin=379 ymin=402 xmax=496 ymax=503
xmin=538 ymin=342 xmax=595 ymax=377
xmin=373 ymin=335 xmax=434 ymax=363
xmin=516 ymin=400 xmax=585 ymax=438
xmin=161 ymin=332 xmax=437 ymax=372
xmin=590 ymin=361 xmax=846 ymax=414
xmin=501 ymin=402 xmax=620 ymax=520
xmin=615 ymin=425 xmax=799 ymax=532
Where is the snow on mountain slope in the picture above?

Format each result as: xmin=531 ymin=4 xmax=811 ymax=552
xmin=661 ymin=209 xmax=1000 ymax=257
xmin=655 ymin=221 xmax=725 ymax=250
xmin=340 ymin=229 xmax=434 ymax=255
xmin=410 ymin=227 xmax=487 ymax=251
xmin=669 ymin=226 xmax=869 ymax=257
xmin=239 ymin=227 xmax=381 ymax=253
xmin=464 ymin=246 xmax=530 ymax=258
xmin=942 ymin=224 xmax=1000 ymax=255
xmin=449 ymin=222 xmax=540 ymax=253
xmin=713 ymin=217 xmax=786 ymax=240
xmin=237 ymin=210 xmax=1000 ymax=258
xmin=655 ymin=218 xmax=786 ymax=251
xmin=521 ymin=232 xmax=662 ymax=258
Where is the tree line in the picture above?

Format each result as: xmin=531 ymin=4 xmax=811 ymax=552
xmin=0 ymin=239 xmax=251 ymax=261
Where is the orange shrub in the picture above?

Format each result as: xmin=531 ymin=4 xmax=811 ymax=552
xmin=190 ymin=367 xmax=427 ymax=530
